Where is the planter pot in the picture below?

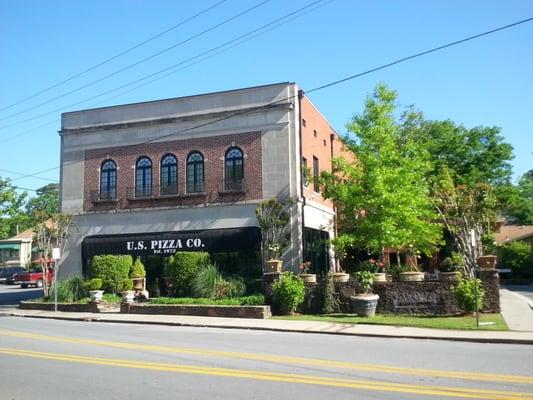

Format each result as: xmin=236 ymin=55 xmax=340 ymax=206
xmin=89 ymin=290 xmax=104 ymax=303
xmin=300 ymin=273 xmax=317 ymax=284
xmin=132 ymin=277 xmax=145 ymax=290
xmin=399 ymin=272 xmax=425 ymax=282
xmin=439 ymin=271 xmax=461 ymax=282
xmin=265 ymin=259 xmax=282 ymax=273
xmin=373 ymin=273 xmax=387 ymax=283
xmin=350 ymin=294 xmax=379 ymax=317
xmin=477 ymin=255 xmax=496 ymax=269
xmin=122 ymin=290 xmax=135 ymax=303
xmin=332 ymin=272 xmax=350 ymax=283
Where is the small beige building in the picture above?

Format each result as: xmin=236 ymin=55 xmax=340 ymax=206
xmin=0 ymin=228 xmax=33 ymax=267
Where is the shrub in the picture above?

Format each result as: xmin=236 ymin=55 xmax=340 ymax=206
xmin=92 ymin=255 xmax=133 ymax=293
xmin=389 ymin=264 xmax=409 ymax=280
xmin=50 ymin=277 xmax=87 ymax=302
xmin=130 ymin=257 xmax=146 ymax=278
xmin=500 ymin=241 xmax=533 ymax=272
xmin=120 ymin=278 xmax=133 ymax=292
xmin=272 ymin=272 xmax=305 ymax=315
xmin=353 ymin=270 xmax=374 ymax=294
xmin=212 ymin=278 xmax=246 ymax=300
xmin=150 ymin=295 xmax=264 ymax=306
xmin=167 ymin=252 xmax=210 ymax=296
xmin=451 ymin=277 xmax=485 ymax=313
xmin=322 ymin=272 xmax=340 ymax=314
xmin=84 ymin=278 xmax=103 ymax=291
xmin=191 ymin=264 xmax=223 ymax=298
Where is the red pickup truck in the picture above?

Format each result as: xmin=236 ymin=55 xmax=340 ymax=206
xmin=15 ymin=268 xmax=54 ymax=288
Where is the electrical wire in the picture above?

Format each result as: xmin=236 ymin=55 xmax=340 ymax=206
xmin=0 ymin=0 xmax=271 ymax=124
xmin=0 ymin=0 xmax=228 ymax=114
xmin=5 ymin=15 xmax=533 ymax=186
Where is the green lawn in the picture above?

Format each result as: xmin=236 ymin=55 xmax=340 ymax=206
xmin=273 ymin=313 xmax=508 ymax=331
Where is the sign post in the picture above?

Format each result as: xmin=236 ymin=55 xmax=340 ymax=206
xmin=52 ymin=248 xmax=61 ymax=313
xmin=470 ymin=229 xmax=479 ymax=328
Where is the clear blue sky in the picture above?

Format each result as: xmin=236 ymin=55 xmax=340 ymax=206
xmin=1 ymin=0 xmax=531 ymax=197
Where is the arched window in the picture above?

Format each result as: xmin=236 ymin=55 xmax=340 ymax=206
xmin=135 ymin=157 xmax=152 ymax=197
xmin=186 ymin=152 xmax=204 ymax=193
xmin=160 ymin=154 xmax=177 ymax=195
xmin=100 ymin=159 xmax=116 ymax=200
xmin=224 ymin=147 xmax=244 ymax=191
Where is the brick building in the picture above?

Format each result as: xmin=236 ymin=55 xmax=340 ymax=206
xmin=59 ymin=82 xmax=345 ymax=281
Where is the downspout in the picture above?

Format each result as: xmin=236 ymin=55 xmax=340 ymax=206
xmin=298 ymin=89 xmax=306 ymax=263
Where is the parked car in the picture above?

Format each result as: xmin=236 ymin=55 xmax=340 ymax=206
xmin=0 ymin=266 xmax=26 ymax=284
xmin=15 ymin=267 xmax=54 ymax=288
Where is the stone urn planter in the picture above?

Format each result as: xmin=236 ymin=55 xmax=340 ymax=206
xmin=89 ymin=290 xmax=104 ymax=303
xmin=350 ymin=294 xmax=379 ymax=317
xmin=399 ymin=271 xmax=425 ymax=282
xmin=132 ymin=277 xmax=145 ymax=291
xmin=477 ymin=255 xmax=497 ymax=269
xmin=332 ymin=272 xmax=350 ymax=283
xmin=439 ymin=271 xmax=461 ymax=282
xmin=122 ymin=290 xmax=135 ymax=303
xmin=265 ymin=259 xmax=282 ymax=273
xmin=373 ymin=273 xmax=387 ymax=283
xmin=300 ymin=273 xmax=317 ymax=284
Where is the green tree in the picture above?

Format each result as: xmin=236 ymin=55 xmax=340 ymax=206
xmin=26 ymin=183 xmax=60 ymax=225
xmin=419 ymin=120 xmax=514 ymax=187
xmin=0 ymin=177 xmax=29 ymax=239
xmin=321 ymin=84 xmax=442 ymax=263
xmin=504 ymin=170 xmax=533 ymax=224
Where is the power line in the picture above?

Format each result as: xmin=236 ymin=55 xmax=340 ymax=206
xmin=0 ymin=0 xmax=228 ymax=114
xmin=7 ymin=15 xmax=533 ymax=185
xmin=0 ymin=0 xmax=328 ymax=154
xmin=0 ymin=0 xmax=272 ymax=125
xmin=0 ymin=0 xmax=323 ymax=134
xmin=0 ymin=169 xmax=58 ymax=182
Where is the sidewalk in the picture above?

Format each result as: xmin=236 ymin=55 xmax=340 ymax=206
xmin=1 ymin=301 xmax=533 ymax=345
xmin=1 ymin=288 xmax=532 ymax=345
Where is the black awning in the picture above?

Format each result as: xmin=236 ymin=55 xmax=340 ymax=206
xmin=82 ymin=227 xmax=261 ymax=259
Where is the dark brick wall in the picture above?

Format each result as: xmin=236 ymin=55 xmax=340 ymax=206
xmin=265 ymin=271 xmax=501 ymax=315
xmin=18 ymin=301 xmax=115 ymax=313
xmin=84 ymin=132 xmax=263 ymax=212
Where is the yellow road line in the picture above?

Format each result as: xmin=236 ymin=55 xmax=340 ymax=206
xmin=0 ymin=328 xmax=531 ymax=386
xmin=1 ymin=347 xmax=532 ymax=400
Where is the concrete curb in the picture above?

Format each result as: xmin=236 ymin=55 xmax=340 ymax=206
xmin=3 ymin=310 xmax=533 ymax=346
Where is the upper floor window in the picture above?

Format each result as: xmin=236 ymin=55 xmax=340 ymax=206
xmin=135 ymin=156 xmax=152 ymax=197
xmin=160 ymin=154 xmax=177 ymax=195
xmin=100 ymin=159 xmax=117 ymax=200
xmin=224 ymin=147 xmax=244 ymax=191
xmin=313 ymin=156 xmax=320 ymax=192
xmin=302 ymin=157 xmax=309 ymax=187
xmin=186 ymin=152 xmax=204 ymax=193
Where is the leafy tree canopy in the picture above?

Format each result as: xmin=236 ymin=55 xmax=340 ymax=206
xmin=0 ymin=177 xmax=29 ymax=239
xmin=503 ymin=170 xmax=533 ymax=224
xmin=26 ymin=183 xmax=60 ymax=225
xmin=322 ymin=84 xmax=442 ymax=258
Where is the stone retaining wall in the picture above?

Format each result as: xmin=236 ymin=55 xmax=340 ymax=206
xmin=18 ymin=301 xmax=118 ymax=313
xmin=120 ymin=303 xmax=272 ymax=319
xmin=265 ymin=269 xmax=500 ymax=315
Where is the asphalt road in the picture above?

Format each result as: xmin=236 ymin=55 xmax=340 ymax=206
xmin=0 ymin=282 xmax=43 ymax=306
xmin=0 ymin=317 xmax=532 ymax=400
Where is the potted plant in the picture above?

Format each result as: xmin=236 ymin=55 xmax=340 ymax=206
xmin=398 ymin=248 xmax=425 ymax=282
xmin=358 ymin=259 xmax=386 ymax=282
xmin=121 ymin=278 xmax=135 ymax=303
xmin=85 ymin=278 xmax=104 ymax=303
xmin=350 ymin=270 xmax=379 ymax=317
xmin=130 ymin=257 xmax=146 ymax=290
xmin=439 ymin=252 xmax=463 ymax=281
xmin=264 ymin=243 xmax=283 ymax=273
xmin=298 ymin=261 xmax=316 ymax=283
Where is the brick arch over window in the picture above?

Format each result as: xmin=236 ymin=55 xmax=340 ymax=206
xmin=224 ymin=146 xmax=244 ymax=191
xmin=100 ymin=159 xmax=116 ymax=200
xmin=186 ymin=151 xmax=204 ymax=193
xmin=135 ymin=156 xmax=152 ymax=197
xmin=160 ymin=153 xmax=177 ymax=195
